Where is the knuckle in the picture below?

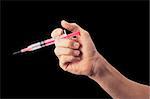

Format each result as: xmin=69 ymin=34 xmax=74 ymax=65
xmin=59 ymin=61 xmax=64 ymax=68
xmin=51 ymin=28 xmax=63 ymax=38
xmin=66 ymin=40 xmax=73 ymax=48
xmin=54 ymin=48 xmax=57 ymax=54
xmin=59 ymin=56 xmax=67 ymax=66
xmin=61 ymin=55 xmax=70 ymax=63
xmin=66 ymin=49 xmax=72 ymax=55
xmin=60 ymin=55 xmax=65 ymax=62
xmin=55 ymin=28 xmax=63 ymax=34
xmin=71 ymin=56 xmax=75 ymax=61
xmin=54 ymin=48 xmax=59 ymax=56
xmin=59 ymin=62 xmax=67 ymax=71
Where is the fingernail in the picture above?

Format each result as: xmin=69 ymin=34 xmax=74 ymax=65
xmin=73 ymin=42 xmax=79 ymax=48
xmin=74 ymin=50 xmax=80 ymax=56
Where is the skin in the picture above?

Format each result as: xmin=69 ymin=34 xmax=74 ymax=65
xmin=51 ymin=20 xmax=150 ymax=99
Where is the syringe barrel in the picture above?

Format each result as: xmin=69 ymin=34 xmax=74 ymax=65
xmin=21 ymin=31 xmax=80 ymax=52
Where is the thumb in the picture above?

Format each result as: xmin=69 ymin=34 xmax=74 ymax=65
xmin=61 ymin=20 xmax=80 ymax=32
xmin=61 ymin=20 xmax=91 ymax=42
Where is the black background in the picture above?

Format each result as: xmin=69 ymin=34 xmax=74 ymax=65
xmin=1 ymin=1 xmax=149 ymax=98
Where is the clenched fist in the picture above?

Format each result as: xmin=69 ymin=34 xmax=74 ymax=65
xmin=51 ymin=20 xmax=104 ymax=76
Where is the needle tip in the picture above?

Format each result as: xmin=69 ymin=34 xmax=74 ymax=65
xmin=12 ymin=51 xmax=21 ymax=55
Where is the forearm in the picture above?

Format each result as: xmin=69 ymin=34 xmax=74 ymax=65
xmin=89 ymin=53 xmax=150 ymax=99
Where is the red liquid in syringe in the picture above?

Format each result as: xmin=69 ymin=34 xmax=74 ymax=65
xmin=12 ymin=31 xmax=80 ymax=55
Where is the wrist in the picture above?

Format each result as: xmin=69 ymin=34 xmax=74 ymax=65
xmin=88 ymin=52 xmax=110 ymax=79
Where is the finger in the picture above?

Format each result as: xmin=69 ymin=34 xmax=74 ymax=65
xmin=55 ymin=38 xmax=80 ymax=49
xmin=61 ymin=20 xmax=90 ymax=41
xmin=59 ymin=55 xmax=80 ymax=70
xmin=51 ymin=28 xmax=63 ymax=38
xmin=61 ymin=20 xmax=80 ymax=32
xmin=54 ymin=47 xmax=80 ymax=57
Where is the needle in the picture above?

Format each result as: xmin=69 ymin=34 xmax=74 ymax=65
xmin=12 ymin=50 xmax=21 ymax=55
xmin=12 ymin=30 xmax=80 ymax=55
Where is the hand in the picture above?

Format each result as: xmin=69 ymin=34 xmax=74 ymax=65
xmin=51 ymin=20 xmax=104 ymax=76
xmin=51 ymin=20 xmax=150 ymax=99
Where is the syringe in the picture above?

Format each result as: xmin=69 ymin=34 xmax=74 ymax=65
xmin=12 ymin=30 xmax=80 ymax=55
